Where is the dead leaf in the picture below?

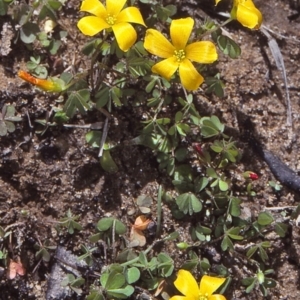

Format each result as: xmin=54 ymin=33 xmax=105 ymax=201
xmin=129 ymin=215 xmax=151 ymax=247
xmin=154 ymin=279 xmax=167 ymax=297
xmin=129 ymin=227 xmax=146 ymax=247
xmin=8 ymin=259 xmax=25 ymax=279
xmin=133 ymin=215 xmax=151 ymax=231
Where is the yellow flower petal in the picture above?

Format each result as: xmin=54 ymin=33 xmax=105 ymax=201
xmin=112 ymin=22 xmax=137 ymax=51
xmin=179 ymin=59 xmax=204 ymax=91
xmin=209 ymin=295 xmax=227 ymax=300
xmin=144 ymin=29 xmax=175 ymax=59
xmin=186 ymin=41 xmax=218 ymax=64
xmin=174 ymin=270 xmax=199 ymax=298
xmin=77 ymin=16 xmax=110 ymax=36
xmin=170 ymin=296 xmax=194 ymax=300
xmin=236 ymin=5 xmax=262 ymax=29
xmin=199 ymin=275 xmax=226 ymax=296
xmin=106 ymin=0 xmax=126 ymax=16
xmin=170 ymin=17 xmax=194 ymax=50
xmin=80 ymin=0 xmax=106 ymax=18
xmin=117 ymin=7 xmax=146 ymax=26
xmin=151 ymin=57 xmax=178 ymax=80
xmin=231 ymin=0 xmax=263 ymax=29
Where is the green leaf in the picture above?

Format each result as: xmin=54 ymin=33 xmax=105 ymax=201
xmin=100 ymin=150 xmax=118 ymax=173
xmin=157 ymin=253 xmax=174 ymax=277
xmin=257 ymin=212 xmax=274 ymax=226
xmin=138 ymin=251 xmax=148 ymax=266
xmin=38 ymin=3 xmax=58 ymax=21
xmin=205 ymin=74 xmax=224 ymax=98
xmin=53 ymin=111 xmax=69 ymax=123
xmin=181 ymin=251 xmax=199 ymax=270
xmin=20 ymin=23 xmax=39 ymax=44
xmin=218 ymin=180 xmax=228 ymax=191
xmin=274 ymin=222 xmax=288 ymax=237
xmin=163 ymin=231 xmax=179 ymax=241
xmin=107 ymin=285 xmax=134 ymax=299
xmin=258 ymin=246 xmax=269 ymax=262
xmin=242 ymin=277 xmax=257 ymax=293
xmin=174 ymin=147 xmax=188 ymax=162
xmin=194 ymin=177 xmax=209 ymax=192
xmin=136 ymin=195 xmax=153 ymax=214
xmin=115 ymin=220 xmax=127 ymax=235
xmin=221 ymin=236 xmax=233 ymax=251
xmin=210 ymin=141 xmax=223 ymax=153
xmin=176 ymin=192 xmax=202 ymax=215
xmin=156 ymin=4 xmax=177 ymax=21
xmin=227 ymin=234 xmax=243 ymax=240
xmin=264 ymin=278 xmax=276 ymax=288
xmin=97 ymin=218 xmax=114 ymax=231
xmin=48 ymin=39 xmax=61 ymax=55
xmin=106 ymin=273 xmax=125 ymax=290
xmin=201 ymin=125 xmax=219 ymax=138
xmin=206 ymin=167 xmax=218 ymax=178
xmin=72 ymin=277 xmax=85 ymax=287
xmin=228 ymin=197 xmax=241 ymax=217
xmin=126 ymin=267 xmax=140 ymax=284
xmin=100 ymin=273 xmax=109 ymax=288
xmin=86 ymin=131 xmax=101 ymax=148
xmin=64 ymin=89 xmax=91 ymax=118
xmin=217 ymin=35 xmax=241 ymax=59
xmin=176 ymin=123 xmax=190 ymax=136
xmin=87 ymin=291 xmax=104 ymax=300
xmin=246 ymin=246 xmax=258 ymax=259
xmin=5 ymin=121 xmax=15 ymax=133
xmin=175 ymin=111 xmax=183 ymax=122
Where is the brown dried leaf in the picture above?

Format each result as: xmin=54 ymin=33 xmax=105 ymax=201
xmin=133 ymin=215 xmax=151 ymax=231
xmin=8 ymin=260 xmax=25 ymax=279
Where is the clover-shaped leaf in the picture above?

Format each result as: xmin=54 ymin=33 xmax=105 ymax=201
xmin=176 ymin=192 xmax=202 ymax=215
xmin=0 ymin=105 xmax=22 ymax=136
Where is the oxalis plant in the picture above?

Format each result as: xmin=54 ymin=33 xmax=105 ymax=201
xmin=2 ymin=0 xmax=295 ymax=298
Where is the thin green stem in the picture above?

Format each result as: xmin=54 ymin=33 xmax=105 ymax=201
xmin=199 ymin=18 xmax=233 ymax=39
xmin=90 ymin=32 xmax=109 ymax=92
xmin=156 ymin=185 xmax=162 ymax=238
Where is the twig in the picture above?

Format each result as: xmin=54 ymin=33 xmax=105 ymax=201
xmin=260 ymin=26 xmax=293 ymax=127
xmin=63 ymin=122 xmax=103 ymax=130
xmin=264 ymin=206 xmax=296 ymax=211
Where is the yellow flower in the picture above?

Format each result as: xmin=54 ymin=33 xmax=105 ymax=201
xmin=77 ymin=0 xmax=146 ymax=52
xmin=18 ymin=71 xmax=66 ymax=92
xmin=144 ymin=17 xmax=218 ymax=91
xmin=170 ymin=269 xmax=227 ymax=300
xmin=215 ymin=0 xmax=262 ymax=29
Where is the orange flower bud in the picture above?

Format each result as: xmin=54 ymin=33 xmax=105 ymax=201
xmin=18 ymin=70 xmax=66 ymax=92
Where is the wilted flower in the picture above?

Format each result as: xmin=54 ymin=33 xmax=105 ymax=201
xmin=18 ymin=71 xmax=66 ymax=92
xmin=129 ymin=215 xmax=151 ymax=247
xmin=170 ymin=269 xmax=226 ymax=300
xmin=144 ymin=17 xmax=218 ymax=91
xmin=215 ymin=0 xmax=262 ymax=29
xmin=243 ymin=171 xmax=259 ymax=180
xmin=77 ymin=0 xmax=146 ymax=52
xmin=8 ymin=259 xmax=25 ymax=280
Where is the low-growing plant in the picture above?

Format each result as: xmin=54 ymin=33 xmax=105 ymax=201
xmin=0 ymin=104 xmax=22 ymax=136
xmin=57 ymin=209 xmax=83 ymax=234
xmin=61 ymin=274 xmax=85 ymax=295
xmin=4 ymin=0 xmax=290 ymax=298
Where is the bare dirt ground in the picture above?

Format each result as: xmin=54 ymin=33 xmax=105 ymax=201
xmin=1 ymin=0 xmax=300 ymax=299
